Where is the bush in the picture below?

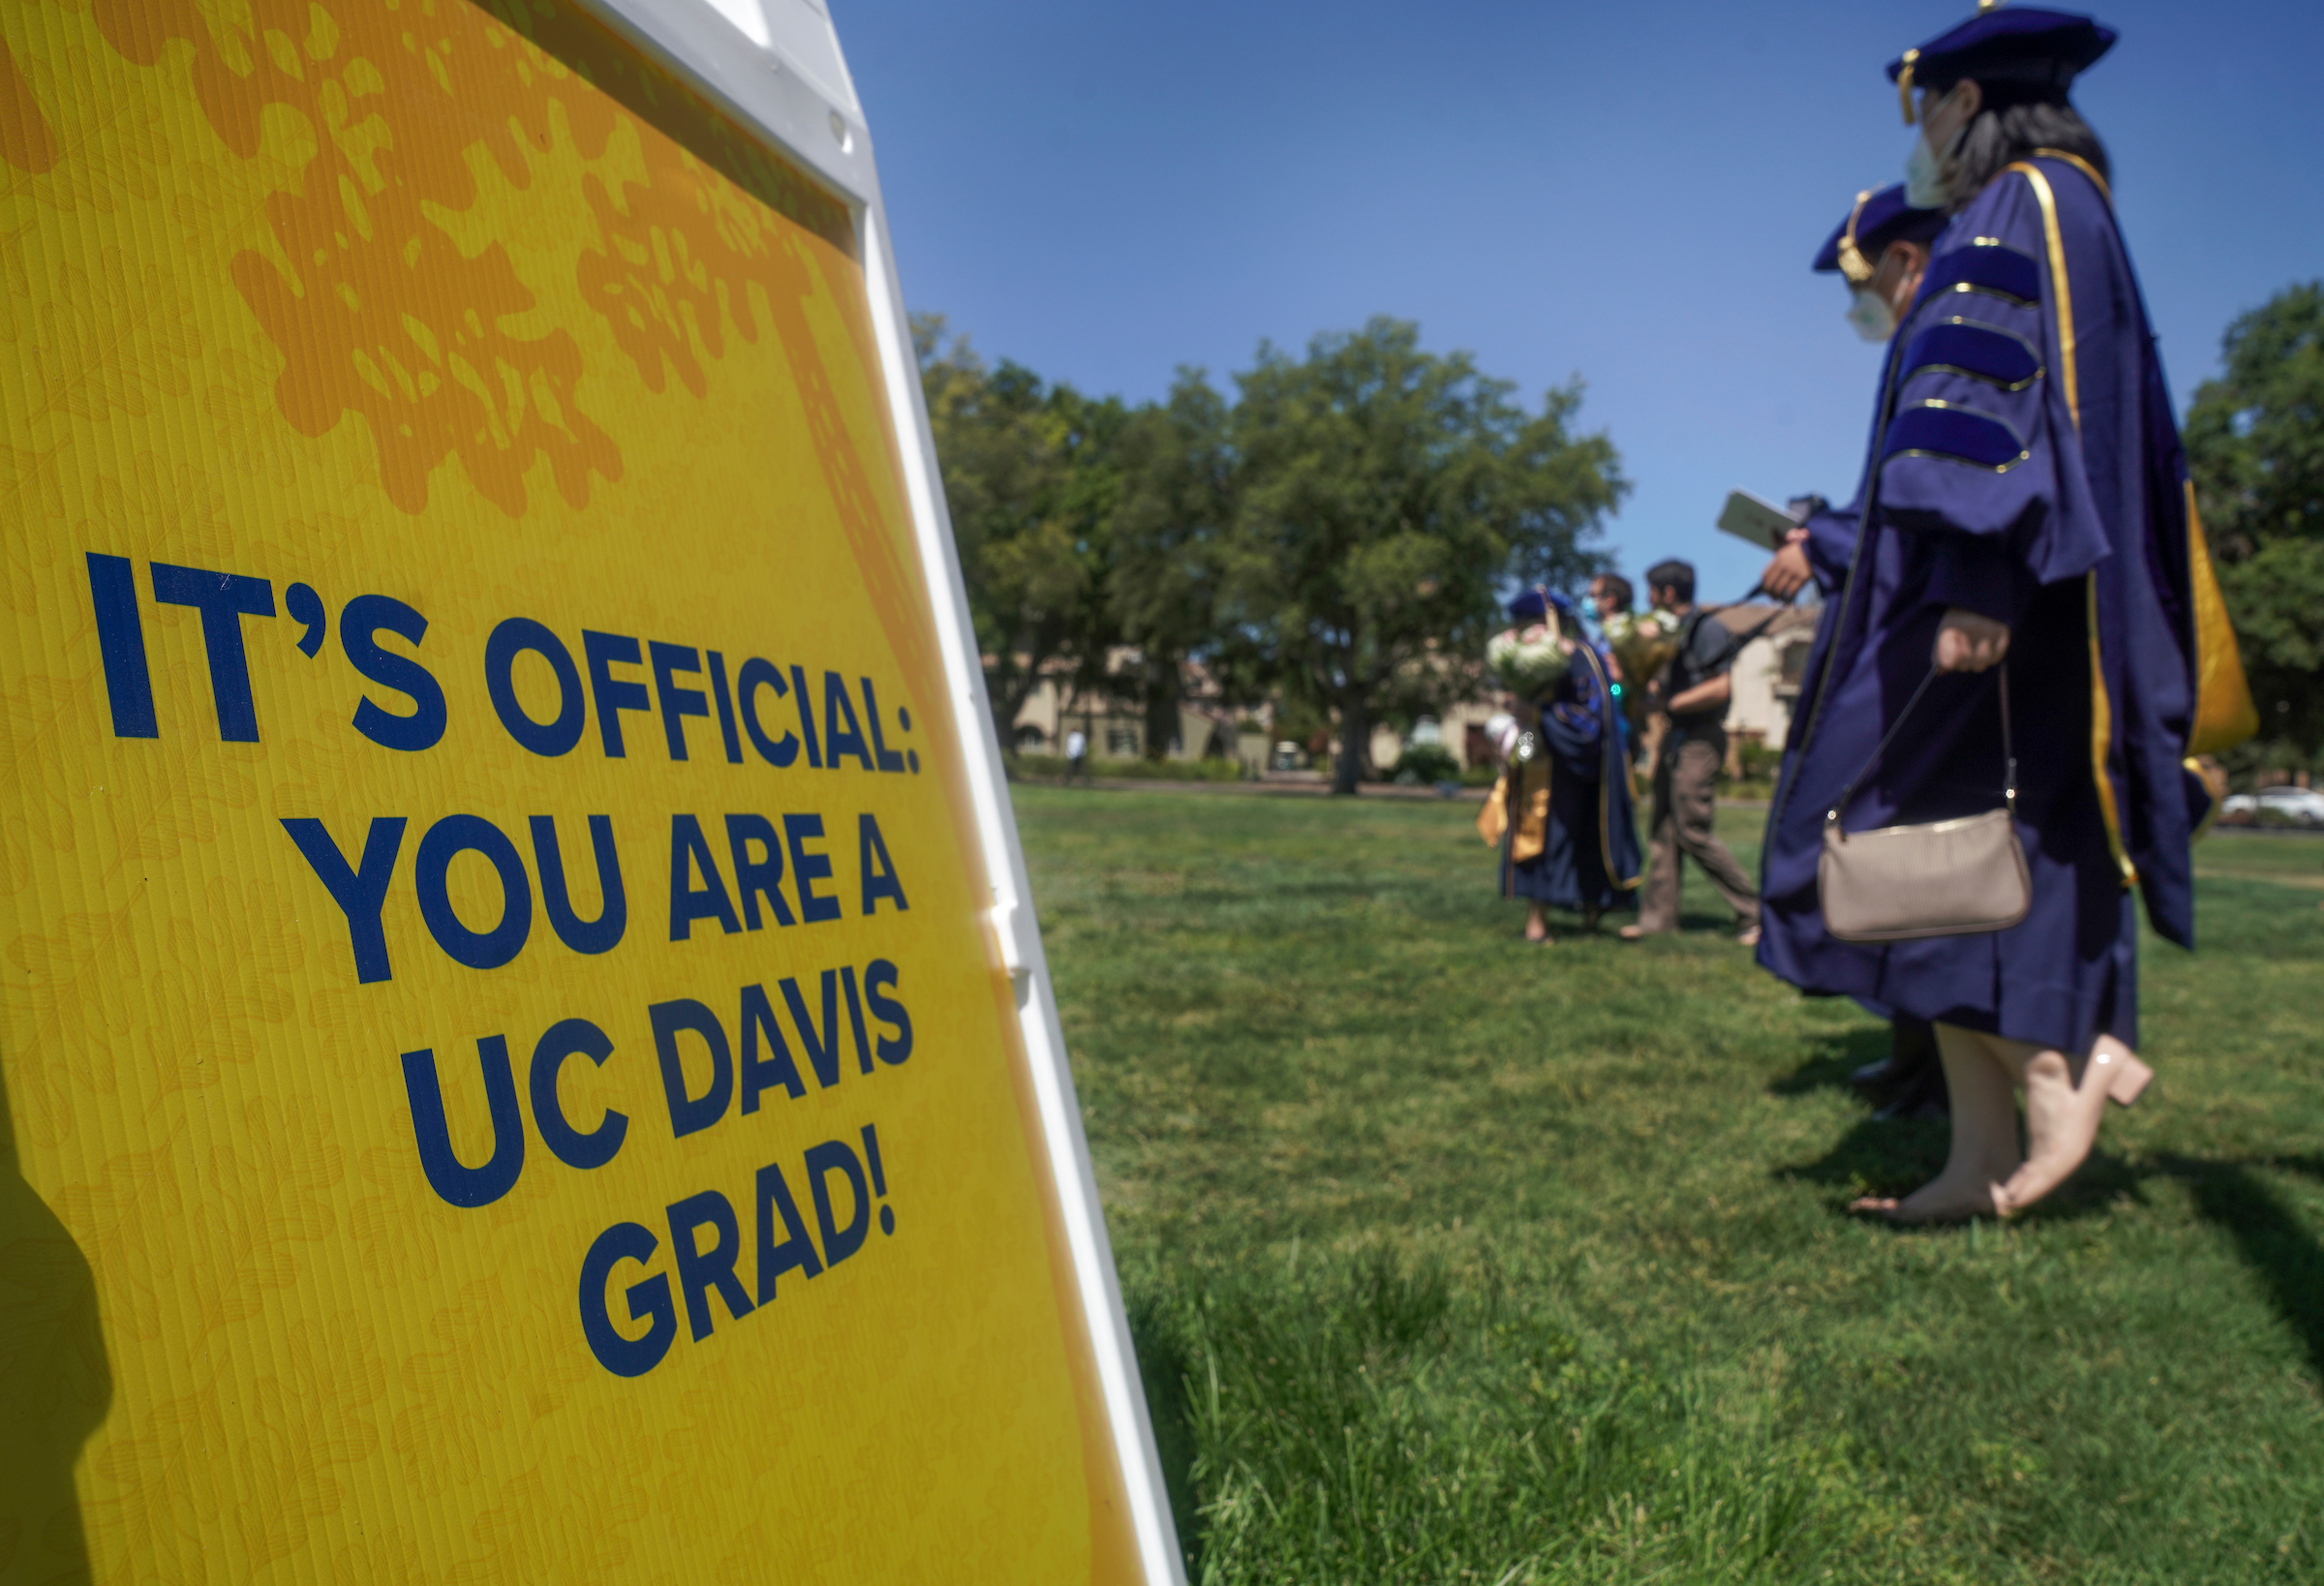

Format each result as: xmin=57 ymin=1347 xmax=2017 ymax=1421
xmin=1010 ymin=752 xmax=1244 ymax=782
xmin=1734 ymin=737 xmax=1783 ymax=782
xmin=1389 ymin=744 xmax=1462 ymax=785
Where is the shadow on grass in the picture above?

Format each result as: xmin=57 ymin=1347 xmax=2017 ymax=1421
xmin=2263 ymin=1152 xmax=2324 ymax=1183
xmin=2168 ymin=1155 xmax=2324 ymax=1385
xmin=1778 ymin=1130 xmax=2324 ymax=1386
xmin=1124 ymin=1287 xmax=1204 ymax=1577
xmin=1775 ymin=1117 xmax=1952 ymax=1200
xmin=1767 ymin=1024 xmax=1893 ymax=1099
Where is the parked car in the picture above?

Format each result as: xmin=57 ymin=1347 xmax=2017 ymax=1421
xmin=2219 ymin=786 xmax=2324 ymax=826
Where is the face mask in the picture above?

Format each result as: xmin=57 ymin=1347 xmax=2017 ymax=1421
xmin=1903 ymin=131 xmax=1950 ymax=208
xmin=1903 ymin=91 xmax=1965 ymax=208
xmin=1847 ymin=287 xmax=1897 ymax=344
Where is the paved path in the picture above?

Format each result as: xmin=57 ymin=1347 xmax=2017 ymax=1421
xmin=1022 ymin=776 xmax=1491 ymax=804
xmin=1021 ymin=779 xmax=1796 ymax=809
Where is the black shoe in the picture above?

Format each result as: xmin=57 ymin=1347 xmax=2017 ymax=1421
xmin=1850 ymin=1056 xmax=1907 ymax=1096
xmin=1872 ymin=1057 xmax=1950 ymax=1120
xmin=1852 ymin=1016 xmax=1943 ymax=1107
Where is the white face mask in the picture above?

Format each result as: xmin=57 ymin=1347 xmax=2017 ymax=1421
xmin=1847 ymin=287 xmax=1898 ymax=344
xmin=1903 ymin=131 xmax=1949 ymax=209
xmin=1904 ymin=91 xmax=1965 ymax=208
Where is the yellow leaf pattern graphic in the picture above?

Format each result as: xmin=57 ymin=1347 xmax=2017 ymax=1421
xmin=0 ymin=1 xmax=1136 ymax=1580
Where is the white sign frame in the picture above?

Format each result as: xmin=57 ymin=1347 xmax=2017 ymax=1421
xmin=571 ymin=2 xmax=1185 ymax=1579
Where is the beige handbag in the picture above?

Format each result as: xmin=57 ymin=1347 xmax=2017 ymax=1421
xmin=1819 ymin=665 xmax=2032 ymax=942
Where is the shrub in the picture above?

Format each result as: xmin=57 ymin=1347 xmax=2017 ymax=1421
xmin=1389 ymin=745 xmax=1462 ymax=785
xmin=1734 ymin=736 xmax=1783 ymax=782
xmin=1009 ymin=752 xmax=1243 ymax=782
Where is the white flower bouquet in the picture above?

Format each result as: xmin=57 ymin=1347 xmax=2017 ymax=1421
xmin=1486 ymin=624 xmax=1569 ymax=699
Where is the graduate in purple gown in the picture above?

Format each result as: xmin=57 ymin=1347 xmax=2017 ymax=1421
xmin=1765 ymin=186 xmax=1953 ymax=612
xmin=1754 ymin=7 xmax=2256 ymax=1221
xmin=1489 ymin=590 xmax=1641 ymax=942
xmin=1761 ymin=185 xmax=1956 ymax=1119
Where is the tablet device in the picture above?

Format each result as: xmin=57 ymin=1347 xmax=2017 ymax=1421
xmin=1716 ymin=488 xmax=1799 ymax=551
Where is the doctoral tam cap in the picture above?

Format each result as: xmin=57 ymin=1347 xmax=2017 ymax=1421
xmin=1506 ymin=588 xmax=1576 ymax=623
xmin=1889 ymin=4 xmax=2117 ymax=124
xmin=1815 ymin=185 xmax=1949 ymax=283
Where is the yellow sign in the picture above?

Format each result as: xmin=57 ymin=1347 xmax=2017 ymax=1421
xmin=0 ymin=2 xmax=1148 ymax=1579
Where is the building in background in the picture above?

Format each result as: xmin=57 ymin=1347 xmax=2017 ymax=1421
xmin=1002 ymin=649 xmax=1274 ymax=776
xmin=1722 ymin=605 xmax=1820 ymax=774
xmin=993 ymin=612 xmax=1830 ymax=784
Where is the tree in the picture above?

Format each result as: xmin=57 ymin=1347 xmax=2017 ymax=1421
xmin=2185 ymin=281 xmax=2324 ymax=765
xmin=914 ymin=315 xmax=1126 ymax=749
xmin=1222 ymin=318 xmax=1626 ymax=794
xmin=1107 ymin=370 xmax=1236 ymax=756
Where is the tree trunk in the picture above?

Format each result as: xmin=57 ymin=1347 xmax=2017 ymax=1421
xmin=1142 ymin=654 xmax=1179 ymax=761
xmin=1333 ymin=691 xmax=1367 ymax=795
xmin=989 ymin=688 xmax=1017 ymax=758
xmin=987 ymin=649 xmax=1044 ymax=760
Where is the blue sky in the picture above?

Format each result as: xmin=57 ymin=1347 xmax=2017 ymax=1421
xmin=835 ymin=0 xmax=2323 ymax=601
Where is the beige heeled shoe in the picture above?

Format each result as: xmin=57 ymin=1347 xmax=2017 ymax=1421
xmin=2000 ymin=1036 xmax=2151 ymax=1213
xmin=2100 ymin=1051 xmax=2147 ymax=1097
xmin=2095 ymin=1044 xmax=2154 ymax=1108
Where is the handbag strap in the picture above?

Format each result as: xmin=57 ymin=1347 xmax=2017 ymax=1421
xmin=1825 ymin=662 xmax=2015 ymax=835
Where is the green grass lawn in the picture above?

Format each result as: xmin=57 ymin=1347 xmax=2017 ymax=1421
xmin=1014 ymin=785 xmax=2324 ymax=1585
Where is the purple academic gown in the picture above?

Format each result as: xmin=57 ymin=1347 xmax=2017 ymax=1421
xmin=1502 ymin=645 xmax=1643 ymax=912
xmin=1757 ymin=155 xmax=2208 ymax=1055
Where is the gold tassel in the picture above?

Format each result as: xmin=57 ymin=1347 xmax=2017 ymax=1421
xmin=1511 ymin=759 xmax=1552 ymax=865
xmin=1837 ymin=189 xmax=1877 ymax=286
xmin=1477 ymin=773 xmax=1509 ymax=847
xmin=1898 ymin=48 xmax=1919 ymax=124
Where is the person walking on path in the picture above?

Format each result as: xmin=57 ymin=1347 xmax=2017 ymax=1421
xmin=1621 ymin=560 xmax=1761 ymax=944
xmin=1063 ymin=726 xmax=1089 ymax=785
xmin=1756 ymin=7 xmax=2256 ymax=1222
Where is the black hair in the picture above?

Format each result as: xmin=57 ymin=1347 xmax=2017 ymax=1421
xmin=1593 ymin=571 xmax=1635 ymax=611
xmin=1946 ymin=96 xmax=2111 ymax=213
xmin=1644 ymin=559 xmax=1695 ymax=606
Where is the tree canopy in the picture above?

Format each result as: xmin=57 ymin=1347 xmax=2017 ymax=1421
xmin=1223 ymin=319 xmax=1627 ymax=792
xmin=923 ymin=288 xmax=2319 ymax=784
xmin=918 ymin=315 xmax=1628 ymax=789
xmin=2186 ymin=281 xmax=2324 ymax=764
xmin=914 ymin=314 xmax=1125 ymax=747
xmin=1107 ymin=371 xmax=1238 ymax=755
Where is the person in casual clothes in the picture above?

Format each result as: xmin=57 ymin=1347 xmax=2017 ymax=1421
xmin=1620 ymin=560 xmax=1761 ymax=944
xmin=1063 ymin=726 xmax=1089 ymax=785
xmin=1589 ymin=572 xmax=1635 ymax=644
xmin=1757 ymin=8 xmax=2254 ymax=1221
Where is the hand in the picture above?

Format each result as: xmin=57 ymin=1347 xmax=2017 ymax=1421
xmin=1760 ymin=529 xmax=1813 ymax=601
xmin=1933 ymin=607 xmax=2010 ymax=673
